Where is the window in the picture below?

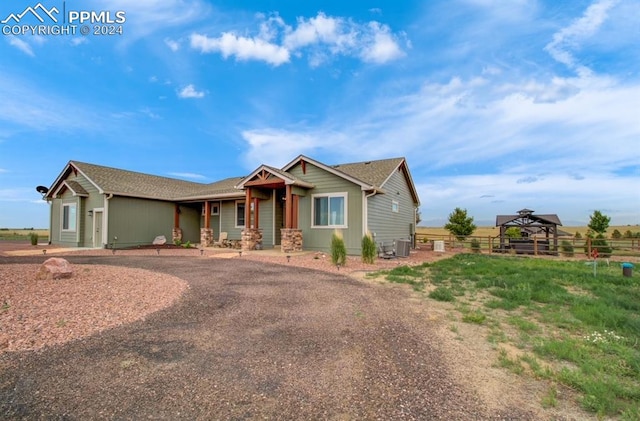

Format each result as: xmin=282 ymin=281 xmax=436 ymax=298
xmin=312 ymin=193 xmax=347 ymax=228
xmin=392 ymin=200 xmax=399 ymax=213
xmin=235 ymin=201 xmax=245 ymax=227
xmin=62 ymin=203 xmax=77 ymax=231
xmin=202 ymin=202 xmax=220 ymax=216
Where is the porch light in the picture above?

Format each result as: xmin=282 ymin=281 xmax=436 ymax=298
xmin=88 ymin=209 xmax=93 ymax=216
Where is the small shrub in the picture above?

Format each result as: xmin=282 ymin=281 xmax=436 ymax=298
xmin=470 ymin=238 xmax=481 ymax=253
xmin=560 ymin=240 xmax=574 ymax=257
xmin=173 ymin=239 xmax=182 ymax=246
xmin=361 ymin=232 xmax=377 ymax=264
xmin=182 ymin=240 xmax=192 ymax=248
xmin=28 ymin=232 xmax=38 ymax=245
xmin=330 ymin=231 xmax=347 ymax=266
xmin=429 ymin=286 xmax=455 ymax=302
xmin=584 ymin=235 xmax=612 ymax=258
xmin=463 ymin=311 xmax=486 ymax=324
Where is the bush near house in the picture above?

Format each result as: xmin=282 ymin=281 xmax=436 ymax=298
xmin=330 ymin=231 xmax=347 ymax=266
xmin=361 ymin=233 xmax=377 ymax=264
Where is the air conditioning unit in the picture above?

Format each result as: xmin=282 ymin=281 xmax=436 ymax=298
xmin=395 ymin=239 xmax=411 ymax=257
xmin=433 ymin=240 xmax=445 ymax=252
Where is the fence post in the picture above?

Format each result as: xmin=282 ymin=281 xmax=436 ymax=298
xmin=534 ymin=236 xmax=538 ymax=256
xmin=488 ymin=236 xmax=492 ymax=254
xmin=587 ymin=237 xmax=591 ymax=257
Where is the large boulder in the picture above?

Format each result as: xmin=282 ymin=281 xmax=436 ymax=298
xmin=152 ymin=235 xmax=167 ymax=245
xmin=37 ymin=257 xmax=73 ymax=281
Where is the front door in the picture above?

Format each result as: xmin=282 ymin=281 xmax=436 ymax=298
xmin=93 ymin=211 xmax=103 ymax=248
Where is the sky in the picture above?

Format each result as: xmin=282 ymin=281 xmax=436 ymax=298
xmin=0 ymin=0 xmax=638 ymax=228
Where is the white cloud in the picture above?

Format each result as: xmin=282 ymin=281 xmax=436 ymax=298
xmin=360 ymin=22 xmax=405 ymax=63
xmin=178 ymin=84 xmax=205 ymax=98
xmin=167 ymin=172 xmax=206 ymax=180
xmin=70 ymin=37 xmax=88 ymax=46
xmin=190 ymin=12 xmax=405 ymax=66
xmin=190 ymin=33 xmax=290 ymax=66
xmin=165 ymin=38 xmax=180 ymax=51
xmin=7 ymin=36 xmax=34 ymax=56
xmin=545 ymin=0 xmax=617 ymax=75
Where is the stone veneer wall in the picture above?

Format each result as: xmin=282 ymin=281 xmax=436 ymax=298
xmin=200 ymin=228 xmax=213 ymax=247
xmin=280 ymin=229 xmax=303 ymax=252
xmin=172 ymin=228 xmax=182 ymax=244
xmin=241 ymin=228 xmax=263 ymax=251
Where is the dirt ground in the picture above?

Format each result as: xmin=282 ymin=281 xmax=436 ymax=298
xmin=0 ymin=242 xmax=594 ymax=420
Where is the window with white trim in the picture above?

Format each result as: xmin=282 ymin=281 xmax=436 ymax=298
xmin=62 ymin=203 xmax=77 ymax=231
xmin=312 ymin=193 xmax=347 ymax=228
xmin=392 ymin=200 xmax=399 ymax=213
xmin=202 ymin=202 xmax=220 ymax=216
xmin=235 ymin=201 xmax=245 ymax=228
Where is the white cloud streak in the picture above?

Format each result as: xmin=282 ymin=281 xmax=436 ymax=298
xmin=178 ymin=84 xmax=205 ymax=98
xmin=190 ymin=12 xmax=405 ymax=66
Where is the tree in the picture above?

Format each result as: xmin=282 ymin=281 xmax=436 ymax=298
xmin=444 ymin=207 xmax=477 ymax=240
xmin=611 ymin=229 xmax=622 ymax=239
xmin=587 ymin=210 xmax=610 ymax=234
xmin=505 ymin=227 xmax=521 ymax=238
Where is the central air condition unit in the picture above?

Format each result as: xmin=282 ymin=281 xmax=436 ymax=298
xmin=395 ymin=239 xmax=411 ymax=257
xmin=433 ymin=240 xmax=445 ymax=252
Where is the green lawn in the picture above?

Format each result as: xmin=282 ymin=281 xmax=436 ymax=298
xmin=369 ymin=254 xmax=640 ymax=419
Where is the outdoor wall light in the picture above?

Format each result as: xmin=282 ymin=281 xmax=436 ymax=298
xmin=88 ymin=210 xmax=93 ymax=216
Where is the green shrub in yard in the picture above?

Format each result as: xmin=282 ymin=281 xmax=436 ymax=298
xmin=470 ymin=238 xmax=481 ymax=253
xmin=361 ymin=232 xmax=377 ymax=264
xmin=560 ymin=240 xmax=574 ymax=257
xmin=330 ymin=230 xmax=347 ymax=266
xmin=429 ymin=286 xmax=455 ymax=302
xmin=28 ymin=232 xmax=38 ymax=245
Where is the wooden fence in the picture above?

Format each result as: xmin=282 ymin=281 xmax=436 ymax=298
xmin=414 ymin=233 xmax=640 ymax=257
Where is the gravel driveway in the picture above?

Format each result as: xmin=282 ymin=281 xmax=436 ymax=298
xmin=0 ymin=255 xmax=535 ymax=420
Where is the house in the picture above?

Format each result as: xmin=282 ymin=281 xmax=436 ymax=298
xmin=43 ymin=155 xmax=420 ymax=254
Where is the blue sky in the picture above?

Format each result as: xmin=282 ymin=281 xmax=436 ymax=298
xmin=1 ymin=0 xmax=638 ymax=228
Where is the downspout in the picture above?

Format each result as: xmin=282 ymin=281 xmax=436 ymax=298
xmin=104 ymin=193 xmax=113 ymax=247
xmin=363 ymin=190 xmax=377 ymax=238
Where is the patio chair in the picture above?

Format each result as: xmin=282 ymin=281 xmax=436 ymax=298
xmin=213 ymin=232 xmax=228 ymax=247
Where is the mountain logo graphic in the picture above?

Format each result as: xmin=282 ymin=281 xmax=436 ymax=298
xmin=2 ymin=3 xmax=60 ymax=24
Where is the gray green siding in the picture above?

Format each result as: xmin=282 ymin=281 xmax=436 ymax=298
xmin=257 ymin=193 xmax=274 ymax=247
xmin=368 ymin=168 xmax=416 ymax=247
xmin=220 ymin=200 xmax=243 ymax=240
xmin=107 ymin=196 xmax=178 ymax=248
xmin=288 ymin=162 xmax=363 ymax=254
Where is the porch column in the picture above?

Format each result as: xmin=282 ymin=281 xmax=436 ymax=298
xmin=285 ymin=184 xmax=292 ymax=229
xmin=253 ymin=197 xmax=259 ymax=229
xmin=245 ymin=188 xmax=252 ymax=228
xmin=200 ymin=201 xmax=213 ymax=247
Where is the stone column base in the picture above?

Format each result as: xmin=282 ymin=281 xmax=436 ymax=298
xmin=172 ymin=228 xmax=183 ymax=244
xmin=281 ymin=229 xmax=303 ymax=252
xmin=241 ymin=228 xmax=263 ymax=250
xmin=200 ymin=228 xmax=213 ymax=247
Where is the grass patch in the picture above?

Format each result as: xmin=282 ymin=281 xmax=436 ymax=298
xmin=407 ymin=253 xmax=640 ymax=417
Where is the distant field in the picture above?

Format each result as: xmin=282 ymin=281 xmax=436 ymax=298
xmin=0 ymin=229 xmax=49 ymax=241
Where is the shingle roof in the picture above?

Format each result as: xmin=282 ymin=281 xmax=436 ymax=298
xmin=175 ymin=177 xmax=246 ymax=201
xmin=63 ymin=180 xmax=89 ymax=196
xmin=331 ymin=157 xmax=405 ymax=188
xmin=70 ymin=161 xmax=207 ymax=200
xmin=496 ymin=214 xmax=562 ymax=226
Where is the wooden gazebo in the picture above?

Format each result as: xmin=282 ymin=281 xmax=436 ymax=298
xmin=496 ymin=209 xmax=562 ymax=255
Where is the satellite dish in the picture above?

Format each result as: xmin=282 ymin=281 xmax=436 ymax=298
xmin=36 ymin=186 xmax=49 ymax=194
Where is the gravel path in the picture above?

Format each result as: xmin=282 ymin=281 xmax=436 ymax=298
xmin=0 ymin=255 xmax=537 ymax=420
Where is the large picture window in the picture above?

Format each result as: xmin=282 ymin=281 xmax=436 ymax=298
xmin=62 ymin=203 xmax=77 ymax=231
xmin=312 ymin=193 xmax=347 ymax=228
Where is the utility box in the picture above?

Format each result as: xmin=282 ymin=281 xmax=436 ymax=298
xmin=434 ymin=240 xmax=445 ymax=252
xmin=622 ymin=262 xmax=634 ymax=277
